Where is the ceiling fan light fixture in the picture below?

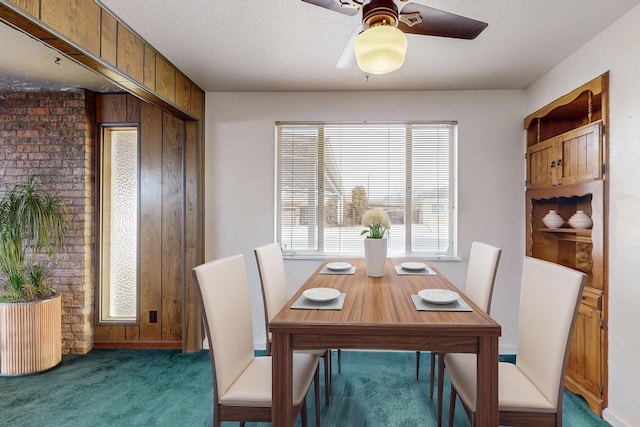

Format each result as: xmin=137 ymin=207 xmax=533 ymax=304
xmin=354 ymin=25 xmax=407 ymax=74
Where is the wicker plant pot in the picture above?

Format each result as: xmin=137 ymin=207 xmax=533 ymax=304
xmin=0 ymin=293 xmax=62 ymax=376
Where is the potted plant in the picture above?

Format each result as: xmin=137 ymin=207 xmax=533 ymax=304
xmin=0 ymin=176 xmax=68 ymax=375
xmin=361 ymin=207 xmax=390 ymax=277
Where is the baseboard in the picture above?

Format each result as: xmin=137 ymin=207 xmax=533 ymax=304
xmin=499 ymin=342 xmax=517 ymax=355
xmin=603 ymin=408 xmax=633 ymax=427
xmin=93 ymin=341 xmax=182 ymax=350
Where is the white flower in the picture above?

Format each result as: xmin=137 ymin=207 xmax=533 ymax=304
xmin=361 ymin=208 xmax=390 ymax=239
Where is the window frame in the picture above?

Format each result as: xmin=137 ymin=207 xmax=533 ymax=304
xmin=97 ymin=124 xmax=141 ymax=325
xmin=275 ymin=121 xmax=458 ymax=259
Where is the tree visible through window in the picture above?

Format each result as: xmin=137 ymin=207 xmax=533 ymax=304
xmin=276 ymin=122 xmax=457 ymax=257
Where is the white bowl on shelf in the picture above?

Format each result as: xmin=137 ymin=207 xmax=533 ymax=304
xmin=568 ymin=210 xmax=593 ymax=229
xmin=542 ymin=210 xmax=564 ymax=228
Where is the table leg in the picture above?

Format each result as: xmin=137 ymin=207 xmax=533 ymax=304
xmin=476 ymin=336 xmax=499 ymax=427
xmin=272 ymin=331 xmax=294 ymax=426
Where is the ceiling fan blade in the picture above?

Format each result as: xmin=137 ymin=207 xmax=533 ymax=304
xmin=302 ymin=0 xmax=359 ymax=16
xmin=398 ymin=3 xmax=488 ymax=40
xmin=336 ymin=24 xmax=362 ymax=70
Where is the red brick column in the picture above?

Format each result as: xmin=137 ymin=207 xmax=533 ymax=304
xmin=0 ymin=90 xmax=95 ymax=354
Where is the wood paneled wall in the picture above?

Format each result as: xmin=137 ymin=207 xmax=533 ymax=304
xmin=0 ymin=0 xmax=204 ymax=121
xmin=94 ymin=94 xmax=201 ymax=349
xmin=0 ymin=0 xmax=205 ymax=352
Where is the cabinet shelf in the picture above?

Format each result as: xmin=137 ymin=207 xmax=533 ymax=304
xmin=540 ymin=227 xmax=592 ymax=243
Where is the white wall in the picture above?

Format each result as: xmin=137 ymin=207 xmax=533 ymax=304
xmin=525 ymin=5 xmax=640 ymax=427
xmin=205 ymin=90 xmax=525 ymax=354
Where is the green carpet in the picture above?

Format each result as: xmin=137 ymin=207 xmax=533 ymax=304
xmin=0 ymin=349 xmax=609 ymax=427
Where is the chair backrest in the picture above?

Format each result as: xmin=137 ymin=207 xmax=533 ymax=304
xmin=463 ymin=241 xmax=502 ymax=314
xmin=516 ymin=256 xmax=586 ymax=410
xmin=192 ymin=254 xmax=255 ymax=400
xmin=254 ymin=242 xmax=289 ymax=346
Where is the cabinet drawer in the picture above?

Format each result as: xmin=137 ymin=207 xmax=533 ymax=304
xmin=581 ymin=287 xmax=602 ymax=310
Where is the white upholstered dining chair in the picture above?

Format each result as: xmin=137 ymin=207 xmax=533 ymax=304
xmin=255 ymin=242 xmax=333 ymax=405
xmin=445 ymin=256 xmax=586 ymax=427
xmin=193 ymin=254 xmax=320 ymax=427
xmin=416 ymin=241 xmax=502 ymax=427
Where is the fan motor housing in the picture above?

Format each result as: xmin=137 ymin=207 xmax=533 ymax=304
xmin=362 ymin=0 xmax=399 ymax=28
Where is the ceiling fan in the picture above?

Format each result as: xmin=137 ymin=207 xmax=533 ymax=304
xmin=302 ymin=0 xmax=488 ymax=74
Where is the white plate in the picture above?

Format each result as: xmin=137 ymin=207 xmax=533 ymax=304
xmin=303 ymin=288 xmax=341 ymax=303
xmin=326 ymin=262 xmax=352 ymax=271
xmin=401 ymin=262 xmax=427 ymax=271
xmin=418 ymin=289 xmax=460 ymax=305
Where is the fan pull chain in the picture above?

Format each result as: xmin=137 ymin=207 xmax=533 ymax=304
xmin=537 ymin=118 xmax=541 ymax=144
xmin=588 ymin=91 xmax=593 ymax=123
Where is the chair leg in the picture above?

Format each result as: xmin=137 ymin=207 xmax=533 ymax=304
xmin=416 ymin=351 xmax=421 ymax=380
xmin=324 ymin=350 xmax=331 ymax=405
xmin=301 ymin=398 xmax=308 ymax=427
xmin=337 ymin=349 xmax=342 ymax=373
xmin=314 ymin=367 xmax=321 ymax=427
xmin=214 ymin=404 xmax=221 ymax=427
xmin=448 ymin=386 xmax=457 ymax=427
xmin=430 ymin=352 xmax=436 ymax=396
xmin=437 ymin=353 xmax=445 ymax=427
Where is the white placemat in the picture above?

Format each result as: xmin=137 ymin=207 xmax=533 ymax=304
xmin=394 ymin=265 xmax=436 ymax=276
xmin=410 ymin=294 xmax=472 ymax=312
xmin=319 ymin=266 xmax=356 ymax=275
xmin=291 ymin=293 xmax=346 ymax=310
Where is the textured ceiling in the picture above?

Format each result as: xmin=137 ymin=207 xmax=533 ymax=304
xmin=98 ymin=0 xmax=640 ymax=92
xmin=0 ymin=22 xmax=121 ymax=92
xmin=1 ymin=1 xmax=639 ymax=93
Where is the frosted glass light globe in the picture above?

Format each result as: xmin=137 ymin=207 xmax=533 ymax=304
xmin=355 ymin=25 xmax=407 ymax=74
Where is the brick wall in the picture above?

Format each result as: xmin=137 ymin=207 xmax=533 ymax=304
xmin=0 ymin=90 xmax=95 ymax=354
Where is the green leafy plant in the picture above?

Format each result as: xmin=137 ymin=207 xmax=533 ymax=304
xmin=0 ymin=176 xmax=68 ymax=302
xmin=360 ymin=207 xmax=391 ymax=239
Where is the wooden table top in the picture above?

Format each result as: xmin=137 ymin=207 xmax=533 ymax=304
xmin=270 ymin=258 xmax=501 ymax=346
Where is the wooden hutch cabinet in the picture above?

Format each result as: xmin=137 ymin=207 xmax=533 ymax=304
xmin=524 ymin=73 xmax=608 ymax=416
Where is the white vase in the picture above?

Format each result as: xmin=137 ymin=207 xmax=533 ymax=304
xmin=568 ymin=210 xmax=593 ymax=229
xmin=364 ymin=238 xmax=387 ymax=277
xmin=542 ymin=209 xmax=564 ymax=228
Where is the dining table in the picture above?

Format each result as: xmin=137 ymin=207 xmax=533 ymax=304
xmin=269 ymin=257 xmax=501 ymax=427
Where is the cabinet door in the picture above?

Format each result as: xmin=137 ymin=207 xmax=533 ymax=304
xmin=558 ymin=122 xmax=602 ymax=185
xmin=526 ymin=138 xmax=558 ymax=189
xmin=566 ymin=302 xmax=602 ymax=397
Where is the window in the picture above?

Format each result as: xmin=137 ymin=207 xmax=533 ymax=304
xmin=276 ymin=122 xmax=457 ymax=258
xmin=98 ymin=127 xmax=139 ymax=323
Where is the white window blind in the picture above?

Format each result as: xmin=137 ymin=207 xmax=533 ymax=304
xmin=276 ymin=122 xmax=457 ymax=257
